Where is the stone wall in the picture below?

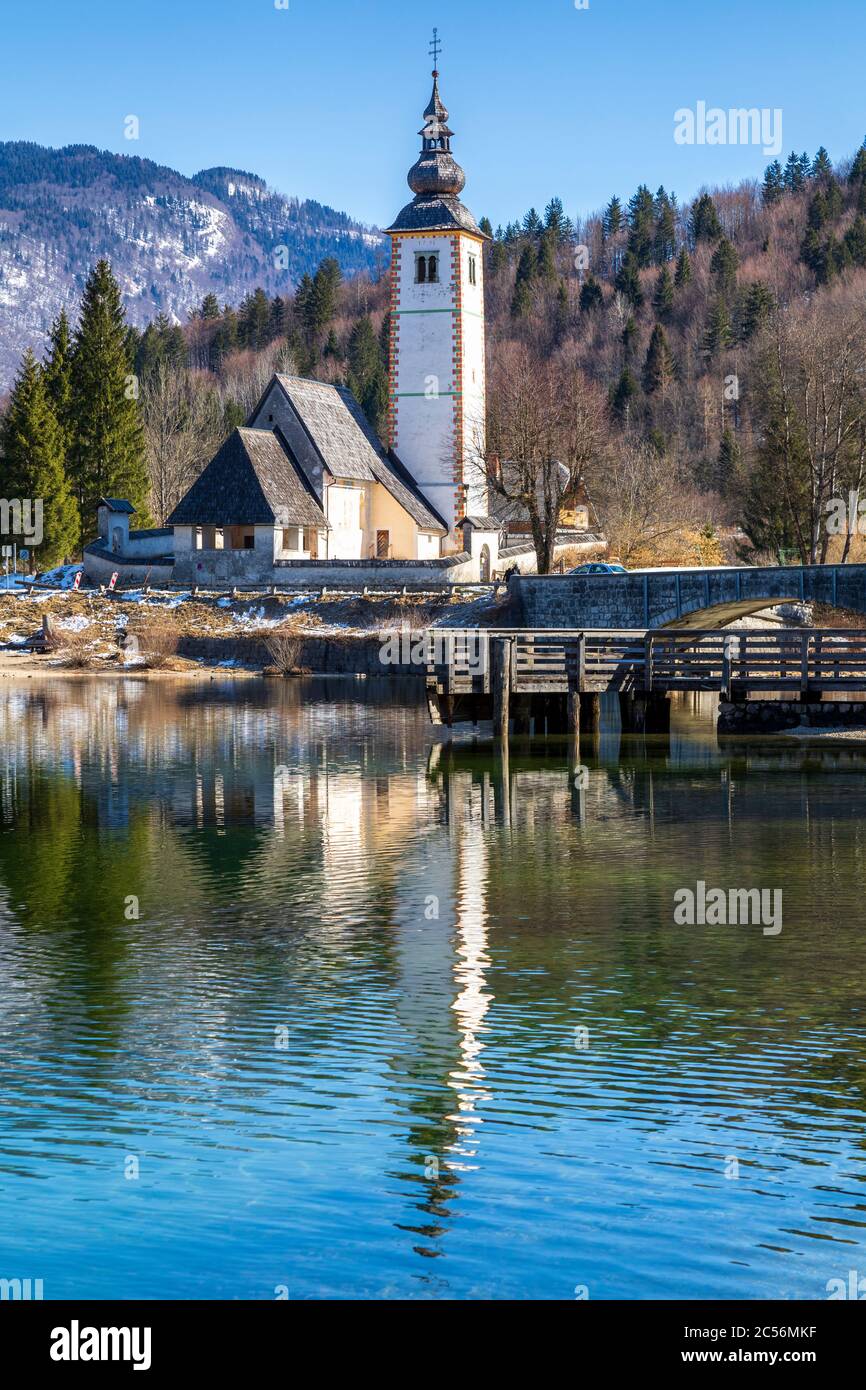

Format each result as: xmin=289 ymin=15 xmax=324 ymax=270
xmin=173 ymin=551 xmax=479 ymax=587
xmin=718 ymin=700 xmax=866 ymax=734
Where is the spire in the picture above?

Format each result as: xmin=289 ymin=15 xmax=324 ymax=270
xmin=387 ymin=33 xmax=486 ymax=236
xmin=407 ymin=36 xmax=466 ymax=198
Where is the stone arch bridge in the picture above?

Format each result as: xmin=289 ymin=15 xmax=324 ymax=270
xmin=512 ymin=564 xmax=866 ymax=630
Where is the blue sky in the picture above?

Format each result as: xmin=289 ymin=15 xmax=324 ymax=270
xmin=1 ymin=0 xmax=864 ymax=228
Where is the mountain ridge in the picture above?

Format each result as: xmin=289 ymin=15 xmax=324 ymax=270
xmin=0 ymin=140 xmax=386 ymax=391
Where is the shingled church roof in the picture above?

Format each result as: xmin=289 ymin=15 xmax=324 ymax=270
xmin=272 ymin=376 xmax=448 ymax=532
xmin=166 ymin=427 xmax=327 ymax=529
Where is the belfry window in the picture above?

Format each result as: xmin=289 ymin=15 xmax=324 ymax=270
xmin=416 ymin=253 xmax=439 ymax=284
xmin=468 ymin=254 xmax=477 ymax=286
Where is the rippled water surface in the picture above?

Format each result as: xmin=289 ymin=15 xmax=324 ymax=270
xmin=1 ymin=676 xmax=865 ymax=1299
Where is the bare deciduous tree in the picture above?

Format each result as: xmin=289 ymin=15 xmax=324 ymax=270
xmin=469 ymin=343 xmax=607 ymax=573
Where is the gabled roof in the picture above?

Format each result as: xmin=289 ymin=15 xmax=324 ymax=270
xmin=166 ymin=427 xmax=327 ymax=529
xmin=272 ymin=375 xmax=447 ymax=533
xmin=98 ymin=497 xmax=135 ymax=514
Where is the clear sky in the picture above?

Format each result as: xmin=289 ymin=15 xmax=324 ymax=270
xmin=1 ymin=0 xmax=864 ymax=229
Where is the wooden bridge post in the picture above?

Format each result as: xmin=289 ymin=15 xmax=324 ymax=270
xmin=491 ymin=636 xmax=512 ymax=743
xmin=566 ymin=633 xmax=585 ymax=742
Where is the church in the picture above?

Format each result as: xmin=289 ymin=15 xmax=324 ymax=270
xmin=162 ymin=57 xmax=500 ymax=586
xmin=85 ymin=55 xmax=598 ymax=589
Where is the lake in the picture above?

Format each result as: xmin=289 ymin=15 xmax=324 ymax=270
xmin=0 ymin=676 xmax=865 ymax=1300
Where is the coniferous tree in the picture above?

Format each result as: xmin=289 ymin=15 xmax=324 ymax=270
xmin=762 ymin=161 xmax=784 ymax=205
xmin=602 ymin=196 xmax=623 ymax=239
xmin=850 ymin=144 xmax=866 ymax=183
xmin=690 ymin=192 xmax=723 ymax=243
xmin=739 ymin=281 xmax=774 ymax=341
xmin=674 ymin=246 xmax=692 ymax=286
xmin=653 ymin=187 xmax=677 ymax=264
xmin=642 ymin=324 xmax=675 ymax=394
xmin=710 ymin=237 xmax=739 ymax=297
xmin=653 ymin=266 xmax=675 ymax=320
xmin=609 ymin=367 xmax=639 ymax=425
xmin=489 ymin=239 xmax=508 ymax=276
xmin=812 ymin=147 xmax=832 ymax=180
xmin=544 ymin=197 xmax=569 ymax=243
xmin=199 ymin=293 xmax=221 ymax=320
xmin=614 ymin=250 xmax=644 ymax=308
xmin=703 ymin=296 xmax=733 ymax=357
xmin=843 ymin=214 xmax=866 ymax=267
xmin=621 ymin=316 xmax=639 ymax=363
xmin=536 ymin=229 xmax=558 ymax=282
xmin=43 ymin=309 xmax=73 ymax=454
xmin=69 ymin=259 xmax=150 ymax=527
xmin=479 ymin=216 xmax=493 ymax=239
xmin=511 ymin=244 xmax=536 ymax=317
xmin=522 ymin=208 xmax=543 ymax=237
xmin=552 ymin=281 xmax=570 ymax=344
xmin=346 ymin=316 xmax=387 ymax=436
xmin=627 ymin=184 xmax=655 ymax=267
xmin=0 ymin=349 xmax=79 ymax=565
xmin=579 ymin=274 xmax=604 ymax=313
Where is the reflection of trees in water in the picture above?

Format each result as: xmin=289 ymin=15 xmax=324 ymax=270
xmin=2 ymin=679 xmax=866 ymax=1207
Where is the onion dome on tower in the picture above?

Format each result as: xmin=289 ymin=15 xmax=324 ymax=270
xmin=387 ymin=57 xmax=486 ymax=237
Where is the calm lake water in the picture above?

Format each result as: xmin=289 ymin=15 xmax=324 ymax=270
xmin=1 ymin=676 xmax=865 ymax=1300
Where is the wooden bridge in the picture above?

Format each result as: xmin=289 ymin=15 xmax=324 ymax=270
xmin=425 ymin=627 xmax=866 ymax=736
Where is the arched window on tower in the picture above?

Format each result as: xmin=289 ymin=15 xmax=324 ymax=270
xmin=415 ymin=254 xmax=427 ymax=284
xmin=427 ymin=255 xmax=439 ymax=283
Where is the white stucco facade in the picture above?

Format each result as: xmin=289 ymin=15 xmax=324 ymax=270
xmin=387 ymin=229 xmax=487 ymax=545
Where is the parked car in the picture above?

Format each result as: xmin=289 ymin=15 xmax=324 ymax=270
xmin=567 ymin=562 xmax=628 ymax=575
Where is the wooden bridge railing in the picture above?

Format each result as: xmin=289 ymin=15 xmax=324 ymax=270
xmin=427 ymin=628 xmax=866 ymax=698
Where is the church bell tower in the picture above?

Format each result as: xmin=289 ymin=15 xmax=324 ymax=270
xmin=386 ymin=34 xmax=489 ymax=544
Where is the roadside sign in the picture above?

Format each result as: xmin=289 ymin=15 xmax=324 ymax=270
xmin=72 ymin=570 xmax=82 ymax=590
xmin=19 ymin=549 xmax=29 ymax=561
xmin=108 ymin=571 xmax=119 ymax=592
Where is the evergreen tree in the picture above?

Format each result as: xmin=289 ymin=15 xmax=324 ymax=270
xmin=199 ymin=293 xmax=221 ymax=320
xmin=543 ymin=196 xmax=568 ymax=243
xmin=609 ymin=367 xmax=639 ymax=425
xmin=346 ymin=316 xmax=387 ymax=436
xmin=489 ymin=239 xmax=508 ymax=276
xmin=653 ymin=187 xmax=677 ymax=263
xmin=69 ymin=259 xmax=150 ymax=527
xmin=522 ymin=207 xmax=543 ymax=237
xmin=479 ymin=216 xmax=494 ymax=239
xmin=621 ymin=316 xmax=639 ymax=363
xmin=42 ymin=309 xmax=73 ymax=452
xmin=511 ymin=244 xmax=536 ymax=317
xmin=850 ymin=144 xmax=866 ymax=183
xmin=783 ymin=151 xmax=806 ymax=191
xmin=579 ymin=274 xmax=604 ymax=313
xmin=536 ymin=229 xmax=558 ymax=282
xmin=211 ymin=307 xmax=239 ymax=367
xmin=812 ymin=147 xmax=832 ymax=180
xmin=653 ymin=265 xmax=675 ymax=319
xmin=642 ymin=324 xmax=675 ymax=394
xmin=0 ymin=349 xmax=79 ymax=565
xmin=690 ymin=192 xmax=723 ymax=243
xmin=603 ymin=196 xmax=623 ymax=239
xmin=615 ymin=249 xmax=644 ymax=308
xmin=761 ymin=161 xmax=784 ymax=205
xmin=739 ymin=281 xmax=774 ymax=341
xmin=843 ymin=214 xmax=866 ymax=268
xmin=703 ymin=296 xmax=733 ymax=357
xmin=627 ymin=184 xmax=655 ymax=267
xmin=238 ymin=288 xmax=271 ymax=350
xmin=710 ymin=237 xmax=739 ymax=297
xmin=674 ymin=246 xmax=692 ymax=286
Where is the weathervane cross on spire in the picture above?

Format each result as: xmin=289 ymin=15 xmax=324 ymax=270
xmin=429 ymin=27 xmax=441 ymax=72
